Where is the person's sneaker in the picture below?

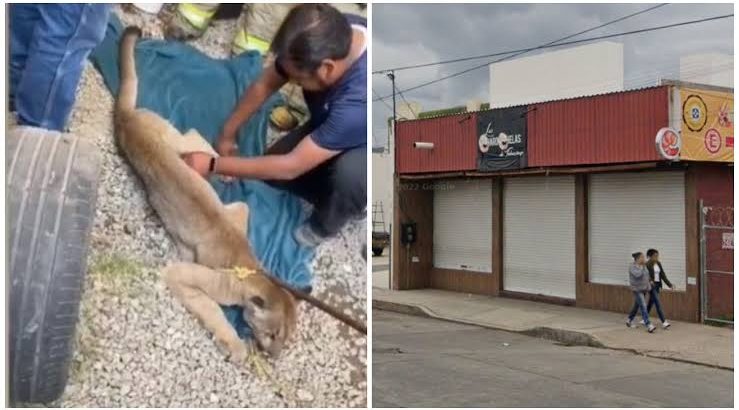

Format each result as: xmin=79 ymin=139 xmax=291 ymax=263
xmin=639 ymin=319 xmax=645 ymax=325
xmin=662 ymin=321 xmax=671 ymax=329
xmin=647 ymin=323 xmax=656 ymax=333
xmin=294 ymin=224 xmax=325 ymax=248
xmin=626 ymin=319 xmax=635 ymax=328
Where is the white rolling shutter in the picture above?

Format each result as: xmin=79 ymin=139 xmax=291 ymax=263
xmin=433 ymin=179 xmax=492 ymax=273
xmin=504 ymin=176 xmax=576 ymax=299
xmin=589 ymin=171 xmax=686 ymax=290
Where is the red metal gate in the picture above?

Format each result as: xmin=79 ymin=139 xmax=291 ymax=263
xmin=700 ymin=201 xmax=734 ymax=324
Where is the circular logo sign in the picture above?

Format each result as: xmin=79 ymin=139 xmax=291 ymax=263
xmin=478 ymin=134 xmax=490 ymax=153
xmin=497 ymin=132 xmax=509 ymax=151
xmin=682 ymin=94 xmax=708 ymax=132
xmin=704 ymin=128 xmax=722 ymax=154
xmin=655 ymin=127 xmax=681 ymax=160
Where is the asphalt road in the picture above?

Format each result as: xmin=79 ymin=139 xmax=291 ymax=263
xmin=372 ymin=309 xmax=734 ymax=408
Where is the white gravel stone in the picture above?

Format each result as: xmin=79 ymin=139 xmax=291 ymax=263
xmin=53 ymin=5 xmax=367 ymax=408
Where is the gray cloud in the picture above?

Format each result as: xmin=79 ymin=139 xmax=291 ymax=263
xmin=372 ymin=3 xmax=734 ymax=147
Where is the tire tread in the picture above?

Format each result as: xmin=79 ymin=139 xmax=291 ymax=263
xmin=8 ymin=128 xmax=100 ymax=404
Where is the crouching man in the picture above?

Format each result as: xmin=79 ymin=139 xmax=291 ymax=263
xmin=183 ymin=4 xmax=367 ymax=247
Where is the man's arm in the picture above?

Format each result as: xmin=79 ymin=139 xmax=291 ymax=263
xmin=215 ymin=101 xmax=363 ymax=179
xmin=218 ymin=63 xmax=287 ymax=154
xmin=214 ymin=135 xmax=340 ymax=180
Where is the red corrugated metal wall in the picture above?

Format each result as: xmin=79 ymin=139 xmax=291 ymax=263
xmin=527 ymin=87 xmax=669 ymax=166
xmin=696 ymin=164 xmax=734 ymax=207
xmin=395 ymin=113 xmax=478 ymax=174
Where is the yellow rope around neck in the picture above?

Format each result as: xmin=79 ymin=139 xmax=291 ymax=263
xmin=223 ymin=266 xmax=258 ymax=281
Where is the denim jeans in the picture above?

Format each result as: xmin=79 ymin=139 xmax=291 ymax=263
xmin=10 ymin=4 xmax=111 ymax=131
xmin=265 ymin=124 xmax=367 ymax=238
xmin=628 ymin=290 xmax=651 ymax=325
xmin=646 ymin=282 xmax=666 ymax=323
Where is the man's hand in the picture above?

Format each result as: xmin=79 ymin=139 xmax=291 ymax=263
xmin=217 ymin=64 xmax=287 ymax=157
xmin=216 ymin=135 xmax=239 ymax=157
xmin=182 ymin=151 xmax=213 ymax=177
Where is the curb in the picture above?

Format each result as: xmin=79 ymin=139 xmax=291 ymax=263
xmin=373 ymin=298 xmax=601 ymax=347
xmin=372 ymin=299 xmax=429 ymax=318
xmin=373 ymin=298 xmax=731 ymax=370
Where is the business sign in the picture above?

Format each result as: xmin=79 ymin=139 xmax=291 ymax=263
xmin=679 ymin=88 xmax=734 ymax=162
xmin=655 ymin=127 xmax=681 ymax=160
xmin=477 ymin=107 xmax=527 ymax=171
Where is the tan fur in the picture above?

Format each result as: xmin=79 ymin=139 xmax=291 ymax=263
xmin=114 ymin=26 xmax=296 ymax=359
xmin=162 ymin=263 xmax=297 ymax=360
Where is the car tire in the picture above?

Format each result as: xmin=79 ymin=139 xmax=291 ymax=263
xmin=7 ymin=127 xmax=100 ymax=404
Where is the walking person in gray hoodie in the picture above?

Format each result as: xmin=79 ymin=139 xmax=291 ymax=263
xmin=626 ymin=252 xmax=656 ymax=333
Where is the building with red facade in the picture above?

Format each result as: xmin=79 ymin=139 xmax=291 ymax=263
xmin=391 ymin=81 xmax=733 ymax=322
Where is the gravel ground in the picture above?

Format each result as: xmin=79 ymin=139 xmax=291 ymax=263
xmin=40 ymin=5 xmax=367 ymax=407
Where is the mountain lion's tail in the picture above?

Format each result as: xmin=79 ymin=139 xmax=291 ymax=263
xmin=116 ymin=26 xmax=142 ymax=114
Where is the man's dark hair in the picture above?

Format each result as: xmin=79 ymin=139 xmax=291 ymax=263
xmin=646 ymin=248 xmax=659 ymax=258
xmin=271 ymin=4 xmax=352 ymax=73
xmin=632 ymin=252 xmax=643 ymax=260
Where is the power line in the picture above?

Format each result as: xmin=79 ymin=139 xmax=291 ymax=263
xmin=373 ymin=88 xmax=394 ymax=114
xmin=373 ymin=3 xmax=668 ymax=74
xmin=373 ymin=64 xmax=732 ymax=126
xmin=374 ymin=12 xmax=734 ymax=101
xmin=396 ymin=84 xmax=419 ymax=119
xmin=373 ymin=13 xmax=734 ymax=102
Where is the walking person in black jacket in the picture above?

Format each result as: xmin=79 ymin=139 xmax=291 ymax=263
xmin=643 ymin=248 xmax=672 ymax=329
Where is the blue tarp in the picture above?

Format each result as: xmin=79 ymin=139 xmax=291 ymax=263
xmin=90 ymin=16 xmax=313 ymax=338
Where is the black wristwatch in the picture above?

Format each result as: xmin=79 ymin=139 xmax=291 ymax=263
xmin=208 ymin=157 xmax=216 ymax=174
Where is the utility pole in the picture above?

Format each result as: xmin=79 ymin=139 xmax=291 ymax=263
xmin=387 ymin=71 xmax=396 ymax=156
xmin=386 ymin=70 xmax=398 ymax=289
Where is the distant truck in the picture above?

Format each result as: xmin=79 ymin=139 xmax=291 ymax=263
xmin=372 ymin=231 xmax=390 ymax=256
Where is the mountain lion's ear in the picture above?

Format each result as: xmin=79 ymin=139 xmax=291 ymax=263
xmin=250 ymin=296 xmax=265 ymax=309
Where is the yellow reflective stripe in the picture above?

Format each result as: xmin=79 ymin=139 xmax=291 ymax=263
xmin=177 ymin=3 xmax=216 ymax=29
xmin=232 ymin=28 xmax=248 ymax=51
xmin=232 ymin=29 xmax=270 ymax=55
xmin=246 ymin=35 xmax=270 ymax=53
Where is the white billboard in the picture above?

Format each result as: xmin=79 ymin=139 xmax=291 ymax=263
xmin=489 ymin=42 xmax=625 ymax=109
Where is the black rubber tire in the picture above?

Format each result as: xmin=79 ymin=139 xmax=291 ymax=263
xmin=7 ymin=127 xmax=100 ymax=404
xmin=372 ymin=247 xmax=383 ymax=257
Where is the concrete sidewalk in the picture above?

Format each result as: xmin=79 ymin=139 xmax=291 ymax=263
xmin=372 ymin=255 xmax=390 ymax=289
xmin=373 ymin=288 xmax=734 ymax=370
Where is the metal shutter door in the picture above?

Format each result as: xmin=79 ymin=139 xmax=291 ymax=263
xmin=589 ymin=171 xmax=686 ymax=290
xmin=433 ymin=179 xmax=492 ymax=272
xmin=504 ymin=176 xmax=576 ymax=299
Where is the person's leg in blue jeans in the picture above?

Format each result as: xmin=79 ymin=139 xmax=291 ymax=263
xmin=646 ymin=282 xmax=666 ymax=323
xmin=265 ymin=127 xmax=367 ymax=240
xmin=627 ymin=291 xmax=651 ymax=325
xmin=9 ymin=4 xmax=40 ymax=109
xmin=627 ymin=295 xmax=639 ymax=322
xmin=11 ymin=4 xmax=111 ymax=131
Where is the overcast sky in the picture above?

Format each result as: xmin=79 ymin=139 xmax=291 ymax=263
xmin=371 ymin=3 xmax=734 ymax=148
